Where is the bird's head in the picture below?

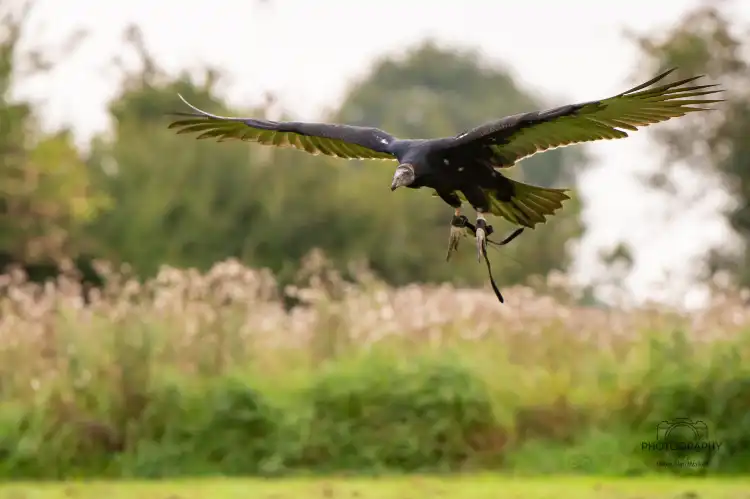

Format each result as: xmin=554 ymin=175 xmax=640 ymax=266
xmin=391 ymin=164 xmax=416 ymax=191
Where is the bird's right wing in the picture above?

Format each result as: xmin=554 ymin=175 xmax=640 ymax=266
xmin=167 ymin=95 xmax=399 ymax=161
xmin=442 ymin=68 xmax=724 ymax=168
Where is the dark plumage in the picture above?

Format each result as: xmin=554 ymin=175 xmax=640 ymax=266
xmin=167 ymin=68 xmax=723 ymax=295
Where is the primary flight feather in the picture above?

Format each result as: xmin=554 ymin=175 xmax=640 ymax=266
xmin=171 ymin=96 xmax=398 ymax=160
xmin=168 ymin=67 xmax=723 ymax=293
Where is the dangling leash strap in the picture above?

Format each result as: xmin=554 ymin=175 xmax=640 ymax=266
xmin=452 ymin=216 xmax=524 ymax=304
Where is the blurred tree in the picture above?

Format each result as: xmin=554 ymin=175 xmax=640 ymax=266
xmin=331 ymin=41 xmax=589 ymax=286
xmin=84 ymin=26 xmax=260 ymax=276
xmin=86 ymin=26 xmax=390 ymax=283
xmin=0 ymin=1 xmax=106 ymax=271
xmin=629 ymin=2 xmax=750 ymax=286
xmin=87 ymin=36 xmax=592 ymax=292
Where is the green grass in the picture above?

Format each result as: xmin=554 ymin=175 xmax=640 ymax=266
xmin=1 ymin=477 xmax=749 ymax=499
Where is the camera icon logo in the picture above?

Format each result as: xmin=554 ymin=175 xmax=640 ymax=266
xmin=656 ymin=418 xmax=708 ymax=442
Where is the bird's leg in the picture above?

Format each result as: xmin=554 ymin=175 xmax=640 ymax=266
xmin=475 ymin=211 xmax=489 ymax=262
xmin=447 ymin=208 xmax=465 ymax=262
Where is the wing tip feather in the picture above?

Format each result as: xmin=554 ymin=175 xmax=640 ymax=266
xmin=175 ymin=94 xmax=235 ymax=121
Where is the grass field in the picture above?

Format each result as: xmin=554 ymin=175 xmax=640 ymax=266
xmin=1 ymin=477 xmax=749 ymax=499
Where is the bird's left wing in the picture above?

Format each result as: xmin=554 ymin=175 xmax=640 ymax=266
xmin=442 ymin=68 xmax=724 ymax=168
xmin=167 ymin=95 xmax=398 ymax=161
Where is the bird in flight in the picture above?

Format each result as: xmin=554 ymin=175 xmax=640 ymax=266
xmin=167 ymin=68 xmax=722 ymax=288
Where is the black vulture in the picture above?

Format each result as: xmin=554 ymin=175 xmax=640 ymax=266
xmin=167 ymin=68 xmax=722 ymax=288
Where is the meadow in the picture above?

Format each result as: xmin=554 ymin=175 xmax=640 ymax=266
xmin=1 ymin=250 xmax=750 ymax=479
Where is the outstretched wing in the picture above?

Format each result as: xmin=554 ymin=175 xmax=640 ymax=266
xmin=444 ymin=68 xmax=724 ymax=168
xmin=167 ymin=95 xmax=398 ymax=161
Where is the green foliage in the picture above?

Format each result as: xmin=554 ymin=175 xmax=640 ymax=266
xmin=2 ymin=309 xmax=750 ymax=478
xmin=0 ymin=7 xmax=106 ymax=264
xmin=84 ymin=77 xmax=260 ymax=275
xmin=300 ymin=353 xmax=498 ymax=472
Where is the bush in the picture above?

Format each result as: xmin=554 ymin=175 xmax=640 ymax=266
xmin=2 ymin=258 xmax=750 ymax=478
xmin=300 ymin=353 xmax=501 ymax=472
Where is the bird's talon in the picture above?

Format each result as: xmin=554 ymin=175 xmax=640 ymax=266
xmin=475 ymin=218 xmax=488 ymax=262
xmin=451 ymin=214 xmax=469 ymax=228
xmin=476 ymin=229 xmax=486 ymax=262
xmin=447 ymin=225 xmax=463 ymax=261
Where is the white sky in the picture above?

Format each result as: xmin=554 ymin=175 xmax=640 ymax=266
xmin=13 ymin=0 xmax=748 ymax=307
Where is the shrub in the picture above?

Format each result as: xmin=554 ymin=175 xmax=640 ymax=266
xmin=300 ymin=352 xmax=501 ymax=472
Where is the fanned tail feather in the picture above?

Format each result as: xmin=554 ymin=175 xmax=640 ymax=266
xmin=486 ymin=178 xmax=570 ymax=228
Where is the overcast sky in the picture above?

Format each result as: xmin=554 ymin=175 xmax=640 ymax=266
xmin=13 ymin=0 xmax=749 ymax=307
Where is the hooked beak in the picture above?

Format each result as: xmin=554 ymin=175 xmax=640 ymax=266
xmin=391 ymin=164 xmax=415 ymax=191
